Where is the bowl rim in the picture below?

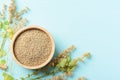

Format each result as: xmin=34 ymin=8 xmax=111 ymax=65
xmin=11 ymin=25 xmax=55 ymax=69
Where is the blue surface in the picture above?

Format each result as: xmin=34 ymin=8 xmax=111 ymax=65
xmin=0 ymin=0 xmax=120 ymax=80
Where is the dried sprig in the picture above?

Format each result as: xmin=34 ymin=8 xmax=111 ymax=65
xmin=13 ymin=18 xmax=28 ymax=32
xmin=58 ymin=45 xmax=75 ymax=58
xmin=8 ymin=0 xmax=16 ymax=23
xmin=48 ymin=45 xmax=75 ymax=67
xmin=0 ymin=4 xmax=7 ymax=20
xmin=21 ymin=45 xmax=91 ymax=80
xmin=0 ymin=0 xmax=30 ymax=79
xmin=78 ymin=76 xmax=86 ymax=80
xmin=52 ymin=75 xmax=66 ymax=80
xmin=15 ymin=7 xmax=29 ymax=21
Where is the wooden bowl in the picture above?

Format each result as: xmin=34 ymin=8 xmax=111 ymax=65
xmin=11 ymin=26 xmax=55 ymax=69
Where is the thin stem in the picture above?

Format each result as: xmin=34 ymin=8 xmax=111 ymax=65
xmin=0 ymin=32 xmax=7 ymax=49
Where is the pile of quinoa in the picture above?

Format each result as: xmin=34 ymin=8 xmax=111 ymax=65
xmin=14 ymin=29 xmax=52 ymax=66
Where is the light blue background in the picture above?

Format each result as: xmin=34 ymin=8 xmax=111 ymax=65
xmin=0 ymin=0 xmax=120 ymax=80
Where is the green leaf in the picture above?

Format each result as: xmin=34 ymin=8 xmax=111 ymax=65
xmin=69 ymin=58 xmax=80 ymax=67
xmin=3 ymin=72 xmax=14 ymax=80
xmin=20 ymin=77 xmax=25 ymax=80
xmin=65 ymin=55 xmax=71 ymax=66
xmin=0 ymin=59 xmax=7 ymax=70
xmin=3 ymin=25 xmax=9 ymax=30
xmin=0 ymin=22 xmax=3 ymax=29
xmin=4 ymin=21 xmax=9 ymax=25
xmin=58 ymin=58 xmax=67 ymax=68
xmin=0 ymin=59 xmax=6 ymax=65
xmin=0 ymin=48 xmax=6 ymax=58
xmin=0 ymin=21 xmax=9 ymax=30
xmin=6 ymin=27 xmax=15 ymax=39
xmin=67 ymin=55 xmax=70 ymax=63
